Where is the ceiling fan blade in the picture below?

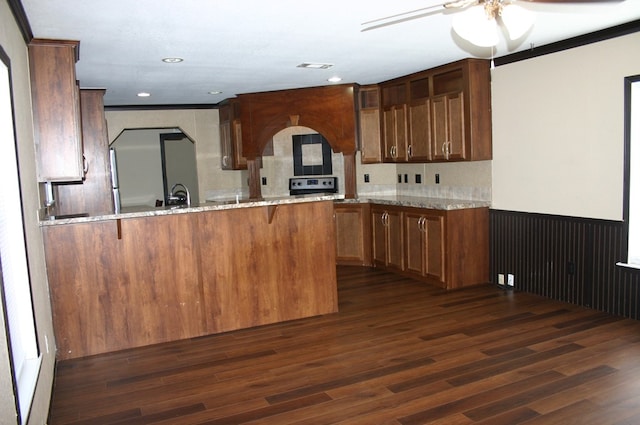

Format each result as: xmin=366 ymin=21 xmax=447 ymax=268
xmin=517 ymin=0 xmax=622 ymax=3
xmin=361 ymin=4 xmax=444 ymax=26
xmin=361 ymin=0 xmax=478 ymax=32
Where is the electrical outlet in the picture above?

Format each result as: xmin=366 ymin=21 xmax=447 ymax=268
xmin=261 ymin=177 xmax=267 ymax=185
xmin=398 ymin=174 xmax=402 ymax=183
xmin=404 ymin=174 xmax=408 ymax=183
xmin=507 ymin=274 xmax=515 ymax=286
xmin=435 ymin=173 xmax=440 ymax=184
xmin=364 ymin=174 xmax=370 ymax=183
xmin=415 ymin=174 xmax=422 ymax=184
xmin=498 ymin=274 xmax=505 ymax=285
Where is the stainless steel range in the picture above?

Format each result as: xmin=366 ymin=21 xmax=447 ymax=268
xmin=289 ymin=177 xmax=337 ymax=195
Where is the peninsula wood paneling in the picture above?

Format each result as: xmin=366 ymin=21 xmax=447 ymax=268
xmin=43 ymin=214 xmax=206 ymax=359
xmin=490 ymin=209 xmax=640 ymax=320
xmin=198 ymin=201 xmax=338 ymax=334
xmin=43 ymin=202 xmax=338 ymax=359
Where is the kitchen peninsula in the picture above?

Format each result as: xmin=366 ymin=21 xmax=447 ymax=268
xmin=41 ymin=195 xmax=340 ymax=360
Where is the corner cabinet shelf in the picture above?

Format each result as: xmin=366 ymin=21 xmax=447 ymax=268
xmin=362 ymin=58 xmax=492 ymax=164
xmin=29 ymin=39 xmax=84 ymax=182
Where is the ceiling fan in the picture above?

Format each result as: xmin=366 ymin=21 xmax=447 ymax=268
xmin=362 ymin=0 xmax=622 ymax=47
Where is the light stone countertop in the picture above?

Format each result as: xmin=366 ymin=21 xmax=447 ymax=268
xmin=338 ymin=195 xmax=491 ymax=210
xmin=40 ymin=194 xmax=344 ymax=226
xmin=40 ymin=194 xmax=491 ymax=226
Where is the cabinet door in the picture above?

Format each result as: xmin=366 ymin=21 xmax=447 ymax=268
xmin=408 ymin=101 xmax=431 ymax=161
xmin=404 ymin=212 xmax=424 ymax=275
xmin=335 ymin=204 xmax=371 ymax=266
xmin=219 ymin=106 xmax=247 ymax=170
xmin=55 ymin=89 xmax=113 ymax=215
xmin=232 ymin=119 xmax=247 ymax=168
xmin=423 ymin=214 xmax=445 ymax=284
xmin=372 ymin=208 xmax=387 ymax=266
xmin=220 ymin=119 xmax=233 ymax=170
xmin=446 ymin=91 xmax=465 ymax=160
xmin=382 ymin=105 xmax=407 ymax=162
xmin=431 ymin=92 xmax=466 ymax=161
xmin=386 ymin=209 xmax=404 ymax=270
xmin=359 ymin=108 xmax=382 ymax=163
xmin=29 ymin=40 xmax=83 ymax=182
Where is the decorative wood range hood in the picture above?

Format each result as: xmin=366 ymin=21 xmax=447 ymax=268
xmin=236 ymin=84 xmax=359 ymax=200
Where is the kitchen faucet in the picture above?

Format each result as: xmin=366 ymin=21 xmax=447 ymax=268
xmin=169 ymin=183 xmax=191 ymax=207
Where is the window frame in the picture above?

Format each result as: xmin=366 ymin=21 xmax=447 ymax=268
xmin=620 ymin=75 xmax=640 ymax=269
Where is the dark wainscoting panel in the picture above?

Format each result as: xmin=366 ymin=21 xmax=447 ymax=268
xmin=490 ymin=209 xmax=640 ymax=320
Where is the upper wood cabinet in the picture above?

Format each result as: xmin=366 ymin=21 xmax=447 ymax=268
xmin=218 ymin=98 xmax=247 ymax=170
xmin=29 ymin=39 xmax=84 ymax=182
xmin=381 ymin=82 xmax=408 ymax=162
xmin=377 ymin=58 xmax=492 ymax=164
xmin=55 ymin=89 xmax=113 ymax=215
xmin=357 ymin=85 xmax=382 ymax=164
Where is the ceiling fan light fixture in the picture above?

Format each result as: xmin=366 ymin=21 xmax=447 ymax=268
xmin=452 ymin=4 xmax=499 ymax=47
xmin=500 ymin=4 xmax=535 ymax=41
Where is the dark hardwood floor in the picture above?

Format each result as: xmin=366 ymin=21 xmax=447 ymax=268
xmin=48 ymin=266 xmax=640 ymax=425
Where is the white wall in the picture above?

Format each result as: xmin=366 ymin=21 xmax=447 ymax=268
xmin=491 ymin=32 xmax=640 ymax=220
xmin=0 ymin=2 xmax=58 ymax=424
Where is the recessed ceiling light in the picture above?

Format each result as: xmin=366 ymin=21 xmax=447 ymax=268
xmin=297 ymin=63 xmax=333 ymax=69
xmin=208 ymin=91 xmax=222 ymax=95
xmin=137 ymin=92 xmax=151 ymax=97
xmin=162 ymin=57 xmax=183 ymax=63
xmin=328 ymin=76 xmax=342 ymax=83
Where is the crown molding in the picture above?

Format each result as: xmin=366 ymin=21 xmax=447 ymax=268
xmin=495 ymin=19 xmax=640 ymax=67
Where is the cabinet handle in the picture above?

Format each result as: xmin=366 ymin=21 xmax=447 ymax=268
xmin=82 ymin=154 xmax=89 ymax=175
xmin=382 ymin=211 xmax=389 ymax=226
xmin=418 ymin=216 xmax=425 ymax=232
xmin=222 ymin=155 xmax=228 ymax=167
xmin=408 ymin=145 xmax=413 ymax=158
xmin=442 ymin=141 xmax=450 ymax=160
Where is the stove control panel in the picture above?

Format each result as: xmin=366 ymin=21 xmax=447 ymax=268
xmin=289 ymin=177 xmax=337 ymax=194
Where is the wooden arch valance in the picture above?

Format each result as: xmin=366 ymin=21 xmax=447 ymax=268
xmin=238 ymin=84 xmax=358 ymax=159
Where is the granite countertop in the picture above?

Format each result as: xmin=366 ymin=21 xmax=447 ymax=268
xmin=40 ymin=194 xmax=491 ymax=226
xmin=339 ymin=195 xmax=491 ymax=210
xmin=40 ymin=194 xmax=344 ymax=226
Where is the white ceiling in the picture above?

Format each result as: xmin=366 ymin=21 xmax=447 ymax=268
xmin=20 ymin=0 xmax=640 ymax=106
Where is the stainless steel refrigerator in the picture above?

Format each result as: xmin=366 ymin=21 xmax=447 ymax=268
xmin=109 ymin=148 xmax=121 ymax=213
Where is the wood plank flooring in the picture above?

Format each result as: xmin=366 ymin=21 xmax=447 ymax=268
xmin=48 ymin=266 xmax=640 ymax=424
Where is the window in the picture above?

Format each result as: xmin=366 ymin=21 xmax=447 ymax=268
xmin=0 ymin=47 xmax=41 ymax=424
xmin=622 ymin=75 xmax=640 ymax=268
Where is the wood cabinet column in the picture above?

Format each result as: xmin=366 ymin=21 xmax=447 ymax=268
xmin=247 ymin=158 xmax=262 ymax=200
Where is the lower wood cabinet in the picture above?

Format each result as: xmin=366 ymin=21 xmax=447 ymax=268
xmin=334 ymin=203 xmax=371 ymax=266
xmin=42 ymin=201 xmax=338 ymax=360
xmin=371 ymin=206 xmax=404 ymax=271
xmin=404 ymin=209 xmax=445 ymax=285
xmin=370 ymin=204 xmax=489 ymax=289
